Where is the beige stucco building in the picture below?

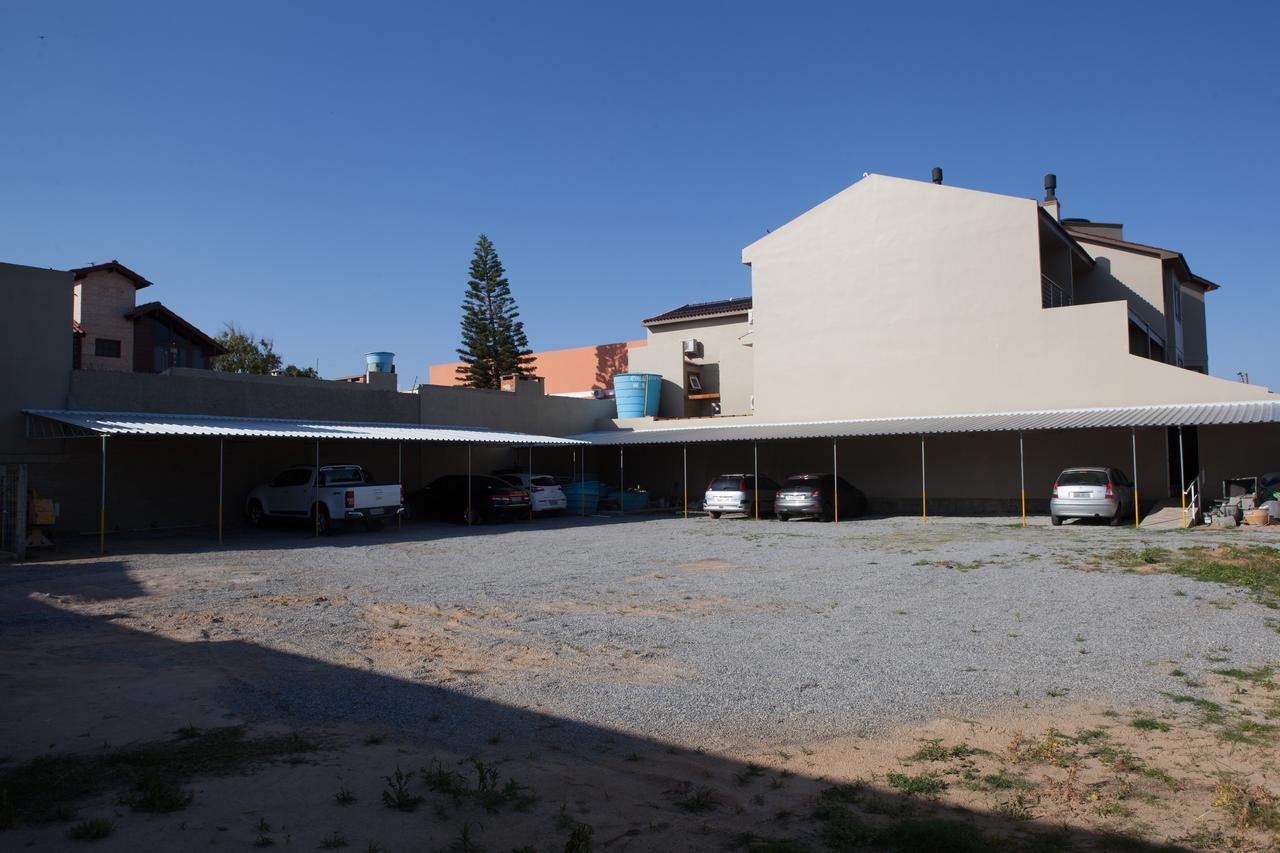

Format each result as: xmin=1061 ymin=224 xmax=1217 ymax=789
xmin=619 ymin=173 xmax=1271 ymax=428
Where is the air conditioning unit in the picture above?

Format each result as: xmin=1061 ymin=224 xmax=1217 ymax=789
xmin=682 ymin=338 xmax=702 ymax=357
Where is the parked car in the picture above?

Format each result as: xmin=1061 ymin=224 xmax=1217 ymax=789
xmin=246 ymin=464 xmax=402 ymax=534
xmin=410 ymin=474 xmax=530 ymax=524
xmin=703 ymin=474 xmax=779 ymax=518
xmin=1049 ymin=467 xmax=1133 ymax=526
xmin=495 ymin=472 xmax=567 ymax=515
xmin=775 ymin=473 xmax=867 ymax=521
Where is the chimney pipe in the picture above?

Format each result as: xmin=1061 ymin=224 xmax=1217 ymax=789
xmin=931 ymin=167 xmax=943 ymax=185
xmin=1044 ymin=173 xmax=1057 ymax=201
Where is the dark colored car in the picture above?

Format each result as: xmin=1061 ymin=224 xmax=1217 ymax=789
xmin=775 ymin=473 xmax=867 ymax=521
xmin=410 ymin=475 xmax=530 ymax=524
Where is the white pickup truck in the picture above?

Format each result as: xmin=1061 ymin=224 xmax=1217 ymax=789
xmin=245 ymin=465 xmax=402 ymax=533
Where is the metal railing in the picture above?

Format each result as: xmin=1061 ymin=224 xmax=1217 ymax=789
xmin=1182 ymin=475 xmax=1200 ymax=528
xmin=1041 ymin=274 xmax=1072 ymax=308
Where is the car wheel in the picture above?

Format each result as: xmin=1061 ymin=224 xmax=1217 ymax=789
xmin=247 ymin=500 xmax=264 ymax=527
xmin=1110 ymin=505 xmax=1124 ymax=526
xmin=1050 ymin=514 xmax=1062 ymax=526
xmin=461 ymin=506 xmax=478 ymax=525
xmin=313 ymin=504 xmax=330 ymax=536
xmin=777 ymin=513 xmax=789 ymax=522
xmin=709 ymin=512 xmax=721 ymax=519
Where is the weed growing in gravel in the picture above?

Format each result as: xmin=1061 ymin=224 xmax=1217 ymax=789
xmin=671 ymin=781 xmax=721 ymax=812
xmin=334 ymin=785 xmax=356 ymax=805
xmin=319 ymin=830 xmax=348 ymax=849
xmin=562 ymin=822 xmax=593 ymax=853
xmin=1219 ymin=720 xmax=1277 ymax=746
xmin=120 ymin=772 xmax=193 ymax=813
xmin=1213 ymin=780 xmax=1280 ymax=832
xmin=1131 ymin=717 xmax=1171 ymax=733
xmin=381 ymin=767 xmax=423 ymax=812
xmin=735 ymin=763 xmax=766 ymax=785
xmin=423 ymin=760 xmax=468 ymax=800
xmin=65 ymin=818 xmax=115 ymax=840
xmin=450 ymin=823 xmax=482 ymax=853
xmin=977 ymin=772 xmax=1034 ymax=791
xmin=1213 ymin=665 xmax=1276 ymax=687
xmin=1007 ymin=729 xmax=1075 ymax=767
xmin=906 ymin=739 xmax=984 ymax=762
xmin=470 ymin=758 xmax=535 ymax=813
xmin=994 ymin=793 xmax=1034 ymax=820
xmin=885 ymin=772 xmax=944 ymax=797
xmin=0 ymin=725 xmax=316 ymax=828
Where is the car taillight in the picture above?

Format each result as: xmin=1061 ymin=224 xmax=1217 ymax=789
xmin=739 ymin=479 xmax=747 ymax=491
xmin=811 ymin=490 xmax=821 ymax=497
xmin=1105 ymin=483 xmax=1114 ymax=499
xmin=345 ymin=490 xmax=355 ymax=508
xmin=1052 ymin=482 xmax=1059 ymax=498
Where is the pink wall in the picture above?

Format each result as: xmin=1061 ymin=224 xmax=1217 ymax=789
xmin=429 ymin=340 xmax=646 ymax=394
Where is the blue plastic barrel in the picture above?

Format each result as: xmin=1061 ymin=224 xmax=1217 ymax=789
xmin=366 ymin=351 xmax=395 ymax=373
xmin=605 ymin=489 xmax=649 ymax=512
xmin=563 ymin=480 xmax=602 ymax=516
xmin=613 ymin=373 xmax=661 ymax=418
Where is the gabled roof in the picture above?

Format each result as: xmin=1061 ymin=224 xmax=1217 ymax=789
xmin=125 ymin=301 xmax=227 ymax=354
xmin=643 ymin=296 xmax=752 ymax=326
xmin=1066 ymin=230 xmax=1218 ymax=291
xmin=70 ymin=260 xmax=154 ymax=289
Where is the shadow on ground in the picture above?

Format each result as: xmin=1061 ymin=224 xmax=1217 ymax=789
xmin=0 ymin=552 xmax=1191 ymax=851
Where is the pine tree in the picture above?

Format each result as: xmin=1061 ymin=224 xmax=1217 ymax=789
xmin=456 ymin=235 xmax=536 ymax=388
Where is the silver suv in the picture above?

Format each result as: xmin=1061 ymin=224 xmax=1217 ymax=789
xmin=703 ymin=474 xmax=778 ymax=519
xmin=1050 ymin=467 xmax=1134 ymax=526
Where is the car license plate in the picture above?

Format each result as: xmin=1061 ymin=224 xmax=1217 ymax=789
xmin=369 ymin=507 xmax=384 ymax=515
xmin=1071 ymin=492 xmax=1089 ymax=498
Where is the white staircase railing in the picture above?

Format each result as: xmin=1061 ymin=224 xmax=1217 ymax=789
xmin=1182 ymin=476 xmax=1200 ymax=528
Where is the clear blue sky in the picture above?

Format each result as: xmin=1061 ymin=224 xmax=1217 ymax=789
xmin=3 ymin=1 xmax=1277 ymax=390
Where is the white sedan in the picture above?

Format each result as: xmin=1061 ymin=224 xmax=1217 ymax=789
xmin=497 ymin=473 xmax=567 ymax=515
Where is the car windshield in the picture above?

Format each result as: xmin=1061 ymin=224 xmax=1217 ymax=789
xmin=709 ymin=477 xmax=744 ymax=491
xmin=783 ymin=476 xmax=821 ymax=486
xmin=531 ymin=476 xmax=558 ymax=487
xmin=1058 ymin=470 xmax=1109 ymax=487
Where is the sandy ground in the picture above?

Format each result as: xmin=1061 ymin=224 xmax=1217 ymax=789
xmin=1 ymin=515 xmax=1277 ymax=851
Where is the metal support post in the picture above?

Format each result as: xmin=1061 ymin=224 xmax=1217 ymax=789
xmin=99 ymin=435 xmax=107 ymax=555
xmin=1131 ymin=428 xmax=1140 ymax=529
xmin=1019 ymin=432 xmax=1026 ymax=528
xmin=921 ymin=436 xmax=927 ymax=527
xmin=218 ymin=438 xmax=224 ymax=545
xmin=1178 ymin=426 xmax=1186 ymax=528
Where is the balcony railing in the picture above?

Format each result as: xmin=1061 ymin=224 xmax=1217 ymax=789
xmin=1041 ymin=274 xmax=1072 ymax=308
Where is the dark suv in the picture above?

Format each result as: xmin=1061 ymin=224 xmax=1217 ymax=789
xmin=775 ymin=474 xmax=867 ymax=521
xmin=410 ymin=475 xmax=530 ymax=524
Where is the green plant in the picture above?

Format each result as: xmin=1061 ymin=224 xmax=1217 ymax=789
xmin=320 ymin=831 xmax=349 ymax=849
xmin=450 ymin=822 xmax=482 ymax=853
xmin=885 ymin=772 xmax=944 ymax=797
xmin=671 ymin=782 xmax=721 ymax=812
xmin=334 ymin=785 xmax=356 ymax=805
xmin=1131 ymin=717 xmax=1170 ymax=733
xmin=736 ymin=764 xmax=765 ymax=785
xmin=65 ymin=818 xmax=114 ymax=840
xmin=120 ymin=772 xmax=193 ymax=813
xmin=907 ymin=739 xmax=982 ymax=762
xmin=381 ymin=767 xmax=423 ymax=812
xmin=994 ymin=794 xmax=1034 ymax=820
xmin=563 ymin=821 xmax=594 ymax=853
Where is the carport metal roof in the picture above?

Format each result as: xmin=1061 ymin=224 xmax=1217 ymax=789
xmin=24 ymin=410 xmax=587 ymax=447
xmin=569 ymin=399 xmax=1280 ymax=446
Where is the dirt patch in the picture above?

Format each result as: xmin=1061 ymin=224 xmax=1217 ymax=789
xmin=536 ymin=595 xmax=752 ymax=618
xmin=675 ymin=558 xmax=738 ymax=572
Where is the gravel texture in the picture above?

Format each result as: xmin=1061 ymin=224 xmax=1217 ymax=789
xmin=7 ymin=515 xmax=1279 ymax=750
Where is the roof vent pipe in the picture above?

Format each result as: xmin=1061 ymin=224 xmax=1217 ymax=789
xmin=1044 ymin=173 xmax=1057 ymax=201
xmin=931 ymin=167 xmax=943 ymax=185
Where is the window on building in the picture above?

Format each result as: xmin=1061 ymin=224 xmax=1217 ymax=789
xmin=94 ymin=338 xmax=121 ymax=358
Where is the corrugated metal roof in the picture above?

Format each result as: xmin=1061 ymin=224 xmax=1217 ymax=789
xmin=24 ymin=410 xmax=586 ymax=446
xmin=570 ymin=400 xmax=1280 ymax=446
xmin=642 ymin=296 xmax=752 ymax=325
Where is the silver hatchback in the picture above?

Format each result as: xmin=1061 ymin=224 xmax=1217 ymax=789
xmin=703 ymin=474 xmax=778 ymax=519
xmin=1050 ymin=467 xmax=1134 ymax=526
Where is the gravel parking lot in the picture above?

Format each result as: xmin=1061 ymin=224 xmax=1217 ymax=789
xmin=14 ymin=514 xmax=1278 ymax=751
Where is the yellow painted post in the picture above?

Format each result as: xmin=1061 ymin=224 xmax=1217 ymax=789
xmin=1018 ymin=432 xmax=1026 ymax=528
xmin=682 ymin=444 xmax=688 ymax=520
xmin=218 ymin=438 xmax=224 ymax=545
xmin=1178 ymin=426 xmax=1187 ymax=529
xmin=753 ymin=441 xmax=759 ymax=522
xmin=920 ymin=437 xmax=927 ymax=527
xmin=832 ymin=439 xmax=839 ymax=523
xmin=1131 ymin=428 xmax=1140 ymax=529
xmin=99 ymin=435 xmax=107 ymax=555
xmin=397 ymin=441 xmax=402 ymax=530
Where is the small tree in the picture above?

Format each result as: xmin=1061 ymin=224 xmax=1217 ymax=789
xmin=456 ymin=235 xmax=535 ymax=389
xmin=213 ymin=324 xmax=316 ymax=377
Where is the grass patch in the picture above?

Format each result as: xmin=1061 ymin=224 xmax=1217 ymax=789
xmin=671 ymin=782 xmax=721 ymax=812
xmin=1213 ymin=665 xmax=1276 ymax=687
xmin=1167 ymin=545 xmax=1280 ymax=605
xmin=65 ymin=818 xmax=115 ymax=840
xmin=0 ymin=725 xmax=316 ymax=829
xmin=906 ymin=739 xmax=983 ymax=762
xmin=1131 ymin=717 xmax=1171 ymax=733
xmin=979 ymin=772 xmax=1034 ymax=791
xmin=1219 ymin=719 xmax=1277 ymax=746
xmin=885 ymin=772 xmax=944 ymax=797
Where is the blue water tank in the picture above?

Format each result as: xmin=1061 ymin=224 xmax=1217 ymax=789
xmin=366 ymin=352 xmax=395 ymax=373
xmin=613 ymin=373 xmax=661 ymax=418
xmin=563 ymin=480 xmax=602 ymax=516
